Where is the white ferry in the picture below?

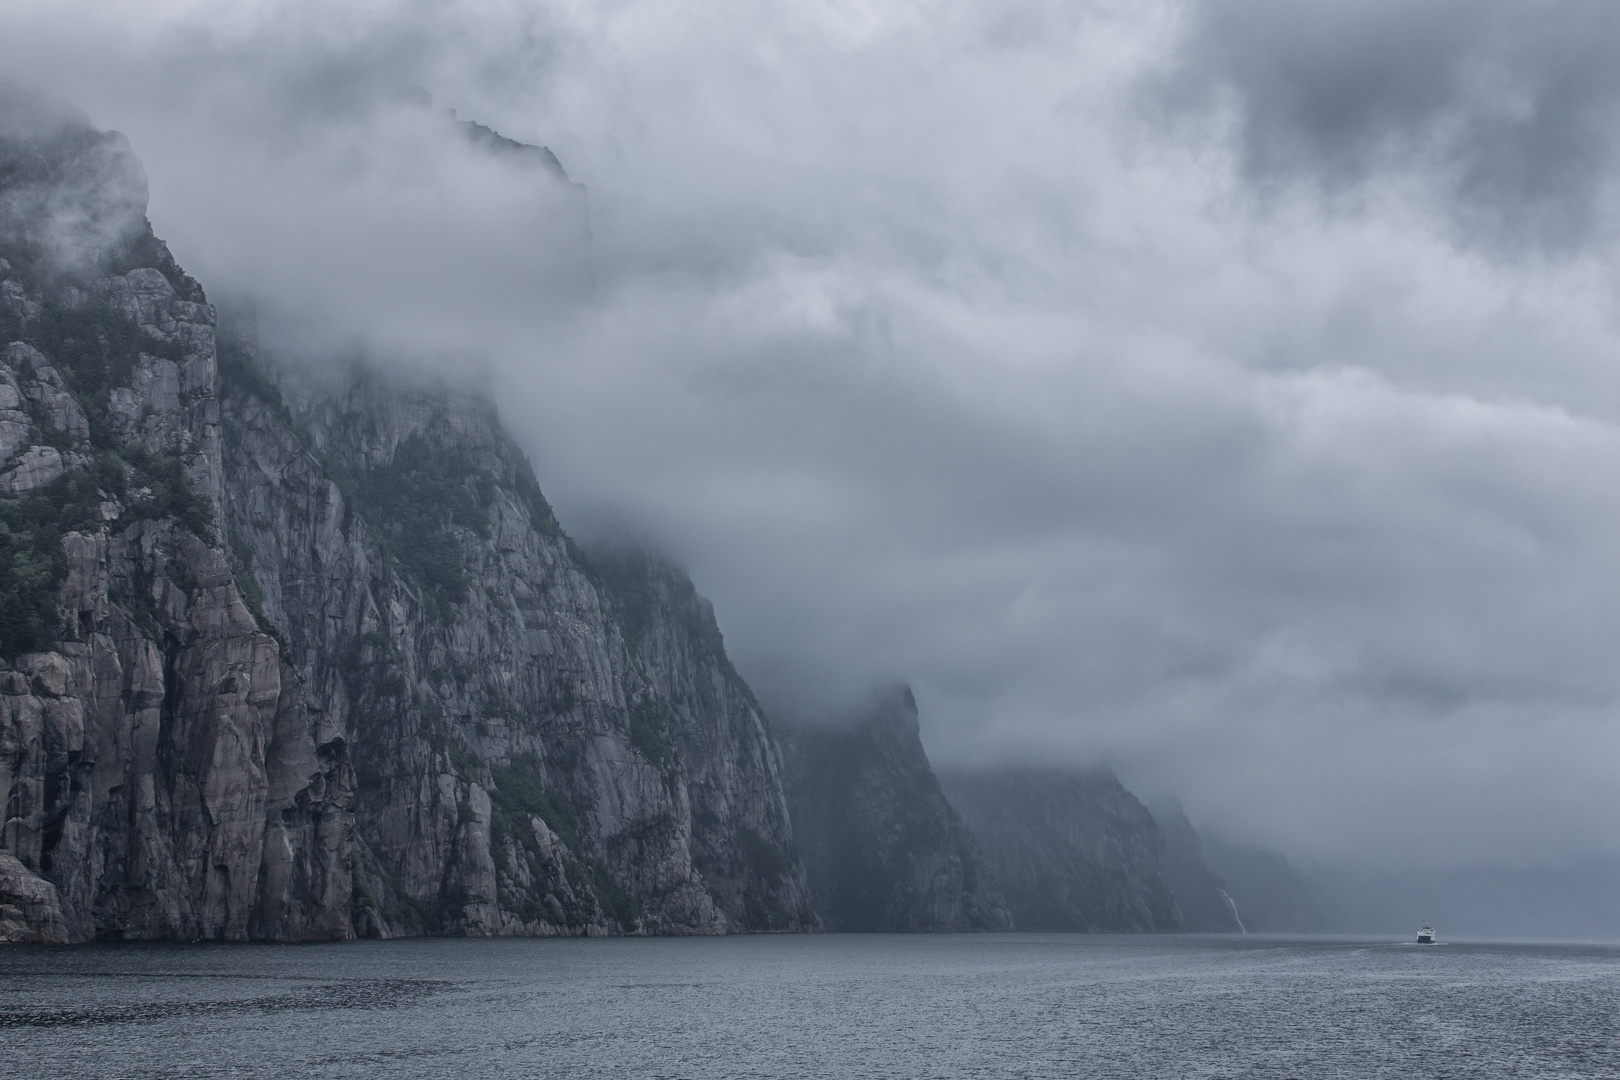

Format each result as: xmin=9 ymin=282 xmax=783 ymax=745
xmin=1417 ymin=923 xmax=1436 ymax=944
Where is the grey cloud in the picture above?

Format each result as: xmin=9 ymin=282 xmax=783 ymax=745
xmin=0 ymin=84 xmax=150 ymax=270
xmin=1161 ymin=0 xmax=1620 ymax=249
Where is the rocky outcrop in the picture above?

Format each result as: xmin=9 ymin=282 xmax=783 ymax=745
xmin=1153 ymin=800 xmax=1244 ymax=932
xmin=776 ymin=687 xmax=1009 ymax=931
xmin=1 ymin=92 xmax=812 ymax=942
xmin=940 ymin=767 xmax=1183 ymax=932
xmin=0 ymin=850 xmax=69 ymax=942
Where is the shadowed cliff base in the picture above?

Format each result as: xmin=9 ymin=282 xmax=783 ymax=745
xmin=1153 ymin=800 xmax=1246 ymax=933
xmin=941 ymin=768 xmax=1185 ymax=933
xmin=775 ymin=687 xmax=1011 ymax=932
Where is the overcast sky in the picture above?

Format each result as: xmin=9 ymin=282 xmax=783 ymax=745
xmin=6 ymin=0 xmax=1620 ymax=867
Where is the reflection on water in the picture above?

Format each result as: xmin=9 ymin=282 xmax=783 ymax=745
xmin=1 ymin=935 xmax=1617 ymax=1079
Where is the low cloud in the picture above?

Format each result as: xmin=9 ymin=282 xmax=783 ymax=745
xmin=5 ymin=0 xmax=1620 ymax=866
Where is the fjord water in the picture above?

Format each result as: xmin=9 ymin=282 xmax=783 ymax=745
xmin=2 ymin=935 xmax=1616 ymax=1078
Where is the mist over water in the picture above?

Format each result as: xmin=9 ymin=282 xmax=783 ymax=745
xmin=4 ymin=0 xmax=1620 ymax=894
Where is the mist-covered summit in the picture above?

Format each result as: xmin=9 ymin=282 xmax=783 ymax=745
xmin=0 ymin=89 xmax=152 ymax=275
xmin=452 ymin=109 xmax=575 ymax=185
xmin=0 ymin=96 xmax=812 ymax=941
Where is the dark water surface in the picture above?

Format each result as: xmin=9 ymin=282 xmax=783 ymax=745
xmin=2 ymin=934 xmax=1616 ymax=1078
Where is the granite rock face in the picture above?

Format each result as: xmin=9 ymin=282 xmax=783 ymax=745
xmin=0 ymin=98 xmax=350 ymax=943
xmin=1 ymin=93 xmax=811 ymax=942
xmin=221 ymin=352 xmax=816 ymax=937
xmin=940 ymin=767 xmax=1183 ymax=932
xmin=776 ymin=687 xmax=1010 ymax=931
xmin=590 ymin=548 xmax=818 ymax=930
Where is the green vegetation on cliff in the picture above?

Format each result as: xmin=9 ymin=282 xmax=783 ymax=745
xmin=337 ymin=434 xmax=494 ymax=612
xmin=0 ymin=447 xmax=210 ymax=657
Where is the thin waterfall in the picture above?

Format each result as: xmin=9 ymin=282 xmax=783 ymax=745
xmin=1221 ymin=889 xmax=1247 ymax=933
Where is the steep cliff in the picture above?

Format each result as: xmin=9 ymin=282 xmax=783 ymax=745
xmin=224 ymin=356 xmax=817 ymax=937
xmin=776 ymin=687 xmax=1010 ymax=931
xmin=589 ymin=547 xmax=817 ymax=929
xmin=1 ymin=96 xmax=352 ymax=942
xmin=940 ymin=768 xmax=1183 ymax=932
xmin=1153 ymin=800 xmax=1244 ymax=932
xmin=1 ymin=92 xmax=812 ymax=942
